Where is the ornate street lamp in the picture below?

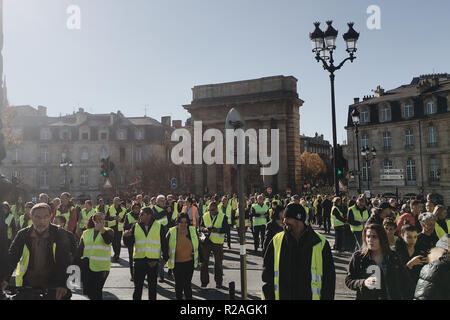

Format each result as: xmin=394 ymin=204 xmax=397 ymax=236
xmin=309 ymin=21 xmax=360 ymax=196
xmin=361 ymin=146 xmax=376 ymax=194
xmin=351 ymin=108 xmax=362 ymax=195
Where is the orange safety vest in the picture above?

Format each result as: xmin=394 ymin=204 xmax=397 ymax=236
xmin=182 ymin=205 xmax=198 ymax=228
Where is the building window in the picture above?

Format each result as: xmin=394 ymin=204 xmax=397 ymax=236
xmin=40 ymin=170 xmax=49 ymax=187
xmin=426 ymin=100 xmax=436 ymax=115
xmin=81 ymin=147 xmax=89 ymax=162
xmin=406 ymin=159 xmax=416 ymax=181
xmin=362 ymin=161 xmax=371 ymax=181
xmin=100 ymin=147 xmax=109 ymax=160
xmin=40 ymin=128 xmax=51 ymax=140
xmin=427 ymin=126 xmax=437 ymax=147
xmin=360 ymin=110 xmax=369 ymax=124
xmin=117 ymin=129 xmax=127 ymax=140
xmin=405 ymin=129 xmax=414 ymax=147
xmin=81 ymin=132 xmax=89 ymax=140
xmin=80 ymin=169 xmax=88 ymax=186
xmin=380 ymin=106 xmax=391 ymax=122
xmin=135 ymin=128 xmax=144 ymax=140
xmin=61 ymin=149 xmax=69 ymax=162
xmin=383 ymin=160 xmax=393 ymax=170
xmin=12 ymin=147 xmax=20 ymax=163
xmin=120 ymin=147 xmax=126 ymax=163
xmin=40 ymin=146 xmax=50 ymax=164
xmin=60 ymin=129 xmax=70 ymax=140
xmin=361 ymin=134 xmax=370 ymax=148
xmin=382 ymin=131 xmax=391 ymax=151
xmin=99 ymin=131 xmax=108 ymax=140
xmin=60 ymin=172 xmax=66 ymax=186
xmin=136 ymin=146 xmax=143 ymax=162
xmin=404 ymin=104 xmax=414 ymax=118
xmin=119 ymin=173 xmax=125 ymax=185
xmin=429 ymin=158 xmax=440 ymax=182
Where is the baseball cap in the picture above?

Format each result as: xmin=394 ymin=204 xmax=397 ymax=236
xmin=284 ymin=203 xmax=307 ymax=222
xmin=379 ymin=202 xmax=390 ymax=210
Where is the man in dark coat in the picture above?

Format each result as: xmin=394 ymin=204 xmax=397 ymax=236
xmin=262 ymin=203 xmax=335 ymax=300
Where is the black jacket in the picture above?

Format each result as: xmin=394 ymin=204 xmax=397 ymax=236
xmin=345 ymin=250 xmax=413 ymax=300
xmin=4 ymin=224 xmax=72 ymax=288
xmin=0 ymin=209 xmax=9 ymax=280
xmin=414 ymin=257 xmax=450 ymax=300
xmin=262 ymin=226 xmax=335 ymax=300
xmin=263 ymin=219 xmax=284 ymax=256
xmin=321 ymin=199 xmax=332 ymax=217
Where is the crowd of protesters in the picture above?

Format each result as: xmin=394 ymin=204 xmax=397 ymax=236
xmin=0 ymin=189 xmax=448 ymax=300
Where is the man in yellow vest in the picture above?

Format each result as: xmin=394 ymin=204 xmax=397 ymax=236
xmin=199 ymin=201 xmax=229 ymax=289
xmin=152 ymin=195 xmax=170 ymax=283
xmin=262 ymin=203 xmax=335 ymax=300
xmin=433 ymin=205 xmax=449 ymax=239
xmin=1 ymin=203 xmax=72 ymax=300
xmin=106 ymin=197 xmax=127 ymax=261
xmin=55 ymin=192 xmax=77 ymax=233
xmin=250 ymin=195 xmax=269 ymax=254
xmin=18 ymin=202 xmax=34 ymax=230
xmin=218 ymin=196 xmax=233 ymax=249
xmin=123 ymin=206 xmax=169 ymax=300
xmin=347 ymin=197 xmax=369 ymax=250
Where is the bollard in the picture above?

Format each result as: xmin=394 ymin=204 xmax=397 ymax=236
xmin=229 ymin=281 xmax=235 ymax=300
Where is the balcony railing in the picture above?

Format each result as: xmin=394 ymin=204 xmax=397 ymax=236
xmin=383 ymin=145 xmax=392 ymax=152
xmin=404 ymin=144 xmax=414 ymax=150
xmin=427 ymin=141 xmax=437 ymax=148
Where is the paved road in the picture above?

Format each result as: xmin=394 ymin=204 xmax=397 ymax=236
xmin=72 ymin=226 xmax=356 ymax=300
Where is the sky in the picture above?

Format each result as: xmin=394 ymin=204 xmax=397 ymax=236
xmin=3 ymin=0 xmax=450 ymax=144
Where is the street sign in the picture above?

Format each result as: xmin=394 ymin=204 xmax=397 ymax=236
xmin=379 ymin=180 xmax=405 ymax=186
xmin=104 ymin=178 xmax=112 ymax=189
xmin=380 ymin=169 xmax=404 ymax=174
xmin=364 ymin=190 xmax=371 ymax=198
xmin=171 ymin=177 xmax=177 ymax=189
xmin=380 ymin=174 xmax=404 ymax=180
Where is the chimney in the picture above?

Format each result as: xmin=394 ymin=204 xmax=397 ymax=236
xmin=37 ymin=105 xmax=47 ymax=116
xmin=374 ymin=85 xmax=385 ymax=97
xmin=161 ymin=116 xmax=171 ymax=126
xmin=353 ymin=97 xmax=360 ymax=104
xmin=78 ymin=107 xmax=85 ymax=113
xmin=172 ymin=120 xmax=182 ymax=129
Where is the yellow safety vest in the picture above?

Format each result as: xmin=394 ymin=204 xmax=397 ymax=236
xmin=218 ymin=202 xmax=233 ymax=224
xmin=5 ymin=213 xmax=14 ymax=240
xmin=107 ymin=206 xmax=127 ymax=231
xmin=252 ymin=204 xmax=269 ymax=227
xmin=202 ymin=212 xmax=225 ymax=245
xmin=19 ymin=215 xmax=33 ymax=230
xmin=81 ymin=228 xmax=112 ymax=272
xmin=435 ymin=219 xmax=450 ymax=239
xmin=11 ymin=205 xmax=24 ymax=225
xmin=168 ymin=226 xmax=199 ymax=269
xmin=272 ymin=231 xmax=325 ymax=300
xmin=171 ymin=202 xmax=179 ymax=221
xmin=331 ymin=206 xmax=345 ymax=228
xmin=126 ymin=212 xmax=138 ymax=225
xmin=95 ymin=205 xmax=109 ymax=213
xmin=79 ymin=208 xmax=95 ymax=229
xmin=234 ymin=208 xmax=249 ymax=228
xmin=153 ymin=205 xmax=168 ymax=227
xmin=16 ymin=243 xmax=56 ymax=287
xmin=56 ymin=206 xmax=73 ymax=230
xmin=349 ymin=206 xmax=369 ymax=232
xmin=133 ymin=222 xmax=161 ymax=259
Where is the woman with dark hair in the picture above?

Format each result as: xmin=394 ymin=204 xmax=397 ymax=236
xmin=345 ymin=224 xmax=413 ymax=300
xmin=165 ymin=213 xmax=200 ymax=300
xmin=76 ymin=212 xmax=114 ymax=300
xmin=263 ymin=206 xmax=284 ymax=256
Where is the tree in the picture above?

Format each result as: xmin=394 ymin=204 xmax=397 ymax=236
xmin=300 ymin=152 xmax=327 ymax=185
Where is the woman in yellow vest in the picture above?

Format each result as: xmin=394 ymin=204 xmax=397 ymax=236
xmin=165 ymin=213 xmax=200 ymax=300
xmin=78 ymin=212 xmax=114 ymax=300
xmin=331 ymin=197 xmax=347 ymax=253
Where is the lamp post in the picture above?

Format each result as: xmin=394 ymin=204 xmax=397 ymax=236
xmin=226 ymin=108 xmax=247 ymax=300
xmin=310 ymin=21 xmax=360 ymax=196
xmin=361 ymin=146 xmax=376 ymax=194
xmin=351 ymin=108 xmax=362 ymax=195
xmin=60 ymin=159 xmax=73 ymax=191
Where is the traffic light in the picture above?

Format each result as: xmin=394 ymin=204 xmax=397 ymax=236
xmin=100 ymin=158 xmax=109 ymax=177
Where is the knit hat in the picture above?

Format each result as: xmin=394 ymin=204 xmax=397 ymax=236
xmin=436 ymin=234 xmax=449 ymax=251
xmin=283 ymin=203 xmax=307 ymax=222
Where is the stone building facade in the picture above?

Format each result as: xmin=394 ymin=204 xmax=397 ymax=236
xmin=344 ymin=73 xmax=450 ymax=204
xmin=1 ymin=106 xmax=171 ymax=201
xmin=183 ymin=75 xmax=304 ymax=195
xmin=300 ymin=132 xmax=332 ymax=161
